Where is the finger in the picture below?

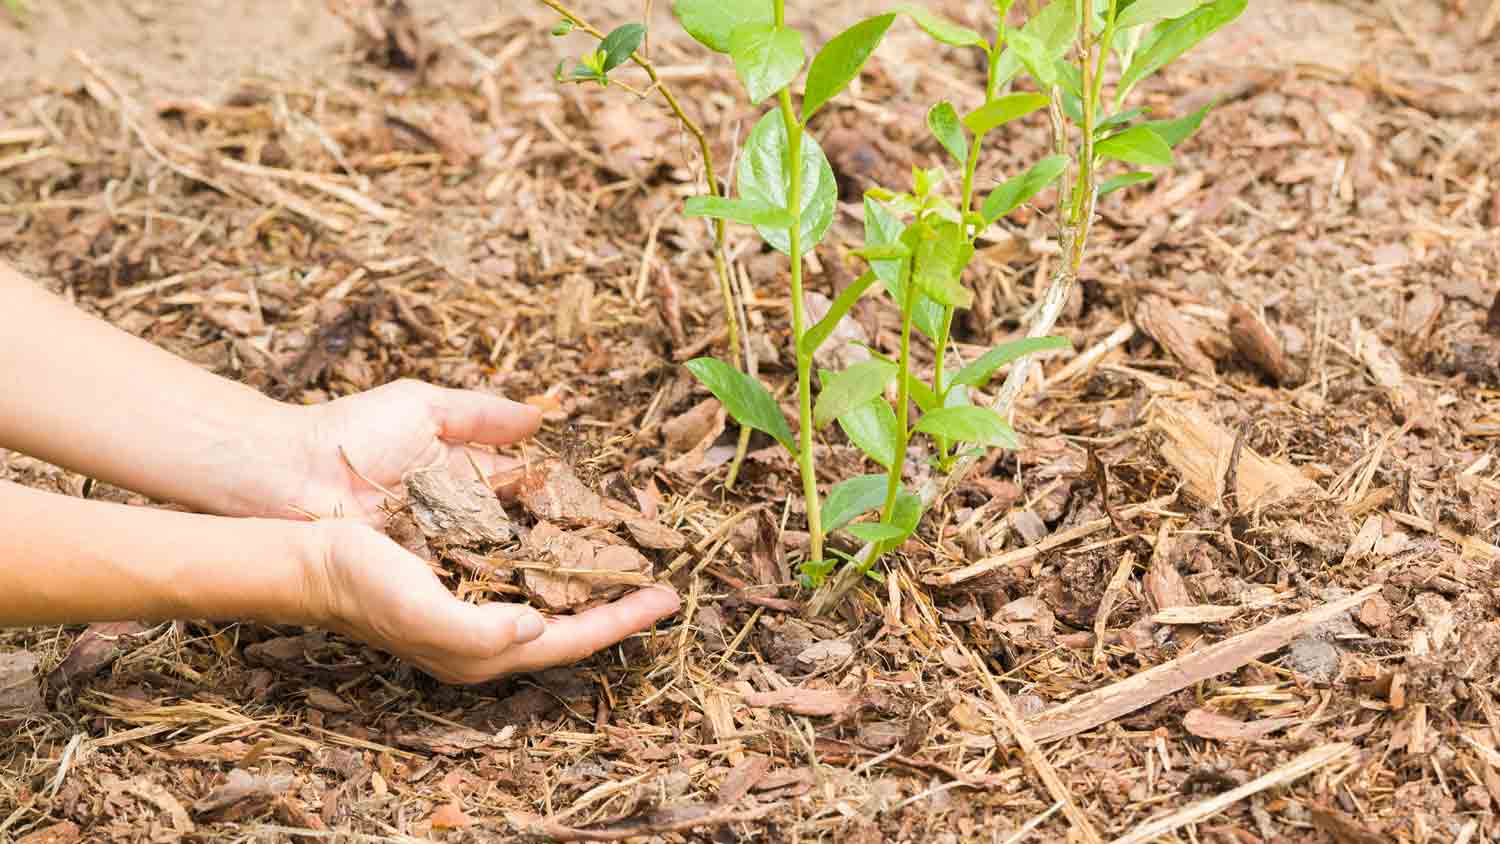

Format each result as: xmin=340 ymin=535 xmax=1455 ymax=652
xmin=428 ymin=386 xmax=542 ymax=447
xmin=444 ymin=446 xmax=521 ymax=484
xmin=488 ymin=587 xmax=681 ymax=676
xmin=414 ymin=597 xmax=547 ymax=662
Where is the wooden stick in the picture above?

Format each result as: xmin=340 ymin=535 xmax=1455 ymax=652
xmin=1109 ymin=743 xmax=1354 ymax=844
xmin=1024 ymin=585 xmax=1380 ymax=744
xmin=970 ymin=648 xmax=1103 ymax=844
xmin=932 ymin=494 xmax=1178 ymax=586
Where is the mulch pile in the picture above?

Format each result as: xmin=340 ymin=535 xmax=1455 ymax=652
xmin=2 ymin=0 xmax=1499 ymax=841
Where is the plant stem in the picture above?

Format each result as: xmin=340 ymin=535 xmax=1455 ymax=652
xmin=879 ymin=259 xmax=917 ymax=528
xmin=773 ymin=1 xmax=822 ymax=565
xmin=538 ymin=0 xmax=751 ymax=483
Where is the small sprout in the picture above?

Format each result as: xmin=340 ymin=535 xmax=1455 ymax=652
xmin=550 ymin=19 xmax=575 ymax=36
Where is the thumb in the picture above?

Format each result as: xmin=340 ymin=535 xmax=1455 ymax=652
xmin=423 ymin=595 xmax=547 ymax=659
xmin=428 ymin=385 xmax=542 ymax=446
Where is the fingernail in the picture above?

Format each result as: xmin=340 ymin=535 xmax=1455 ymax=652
xmin=514 ymin=609 xmax=546 ymax=643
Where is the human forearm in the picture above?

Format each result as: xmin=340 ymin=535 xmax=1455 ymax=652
xmin=0 ymin=262 xmax=304 ymax=517
xmin=0 ymin=480 xmax=327 ymax=627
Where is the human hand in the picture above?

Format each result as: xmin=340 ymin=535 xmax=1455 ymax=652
xmin=273 ymin=378 xmax=541 ymax=526
xmin=310 ymin=521 xmax=682 ymax=683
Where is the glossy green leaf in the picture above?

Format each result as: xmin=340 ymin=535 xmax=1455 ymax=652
xmin=599 ymin=23 xmax=646 ymax=72
xmin=684 ymin=357 xmax=795 ymax=451
xmin=739 ymin=111 xmax=838 ymax=255
xmin=684 ymin=195 xmax=793 ymax=228
xmin=730 ymin=24 xmax=806 ymax=104
xmin=1141 ymin=102 xmax=1212 ymax=147
xmin=910 ymin=221 xmax=973 ymax=309
xmin=801 ymin=270 xmax=878 ymax=358
xmin=1095 ymin=125 xmax=1174 ymax=167
xmin=905 ymin=372 xmax=939 ymax=413
xmin=838 ymin=397 xmax=900 ymax=468
xmin=864 ymin=197 xmax=944 ymax=339
xmin=672 ymin=0 xmax=773 ymax=52
xmin=895 ymin=4 xmax=987 ymax=47
xmin=1116 ymin=0 xmax=1202 ymax=28
xmin=848 ymin=522 xmax=906 ymax=543
xmin=823 ymin=473 xmax=889 ymax=532
xmin=912 ymin=405 xmax=1019 ymax=448
xmin=1119 ymin=0 xmax=1247 ymax=97
xmin=951 ymin=335 xmax=1072 ymax=389
xmin=963 ymin=93 xmax=1049 ymax=135
xmin=851 ymin=243 xmax=911 ymax=262
xmin=1098 ymin=171 xmax=1155 ymax=195
xmin=803 ymin=13 xmax=896 ymax=120
xmin=981 ymin=154 xmax=1067 ymax=224
xmin=814 ymin=360 xmax=897 ymax=428
xmin=926 ymin=101 xmax=968 ymax=166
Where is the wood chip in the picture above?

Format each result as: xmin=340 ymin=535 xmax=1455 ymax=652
xmin=1110 ymin=744 xmax=1354 ymax=844
xmin=1182 ymin=709 xmax=1297 ymax=741
xmin=1228 ymin=302 xmax=1298 ymax=384
xmin=0 ymin=649 xmax=44 ymax=718
xmin=1135 ymin=294 xmax=1222 ymax=376
xmin=1152 ymin=402 xmax=1322 ymax=509
xmin=520 ymin=522 xmax=653 ymax=611
xmin=1151 ymin=605 xmax=1240 ymax=625
xmin=741 ymin=687 xmax=860 ymax=718
xmin=1024 ymin=585 xmax=1379 ymax=743
xmin=405 ymin=465 xmax=514 ymax=548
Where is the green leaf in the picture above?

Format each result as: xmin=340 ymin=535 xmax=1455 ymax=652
xmin=895 ymin=4 xmax=987 ymax=48
xmin=801 ymin=270 xmax=878 ymax=358
xmin=802 ymin=14 xmax=896 ymax=121
xmin=684 ymin=195 xmax=793 ymax=228
xmin=926 ymin=101 xmax=968 ymax=166
xmin=730 ymin=24 xmax=806 ymax=104
xmin=963 ymin=93 xmax=1050 ymax=135
xmin=881 ymin=488 xmax=924 ymax=551
xmin=1095 ymin=125 xmax=1174 ymax=167
xmin=848 ymin=522 xmax=907 ymax=543
xmin=824 ymin=473 xmax=889 ymax=532
xmin=1006 ymin=26 xmax=1056 ymax=87
xmin=1095 ymin=106 xmax=1151 ymax=135
xmin=739 ymin=110 xmax=838 ymax=255
xmin=550 ymin=19 xmax=575 ymax=36
xmin=814 ymin=360 xmax=897 ymax=429
xmin=838 ymin=397 xmax=900 ymax=468
xmin=1141 ymin=102 xmax=1212 ymax=147
xmin=951 ymin=335 xmax=1072 ymax=389
xmin=1119 ymin=0 xmax=1248 ymax=97
xmin=599 ymin=23 xmax=646 ymax=72
xmin=684 ymin=358 xmax=796 ymax=451
xmin=910 ymin=221 xmax=973 ymax=309
xmin=912 ymin=405 xmax=1019 ymax=448
xmin=864 ymin=197 xmax=944 ymax=339
xmin=993 ymin=0 xmax=1078 ymax=87
xmin=851 ymin=243 xmax=911 ymax=262
xmin=672 ymin=0 xmax=773 ymax=52
xmin=906 ymin=372 xmax=940 ymax=413
xmin=1099 ymin=171 xmax=1155 ymax=195
xmin=1116 ymin=0 xmax=1203 ymax=29
xmin=981 ymin=154 xmax=1067 ymax=224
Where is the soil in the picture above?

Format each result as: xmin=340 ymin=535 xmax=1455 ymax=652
xmin=3 ymin=0 xmax=1500 ymax=842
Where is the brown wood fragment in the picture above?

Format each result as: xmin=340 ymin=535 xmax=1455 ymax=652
xmin=1151 ymin=605 xmax=1240 ymax=625
xmin=1182 ymin=709 xmax=1297 ymax=741
xmin=405 ymin=465 xmax=513 ymax=548
xmin=45 ymin=621 xmax=152 ymax=691
xmin=1023 ymin=585 xmax=1378 ymax=743
xmin=1135 ymin=294 xmax=1219 ymax=376
xmin=506 ymin=804 xmax=778 ymax=842
xmin=1488 ymin=287 xmax=1500 ymax=336
xmin=521 ymin=522 xmax=653 ymax=611
xmin=1228 ymin=303 xmax=1298 ymax=384
xmin=1310 ymin=803 xmax=1389 ymax=844
xmin=741 ymin=687 xmax=860 ymax=718
xmin=1152 ymin=403 xmax=1322 ymax=509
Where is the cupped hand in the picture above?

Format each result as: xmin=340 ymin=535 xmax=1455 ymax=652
xmin=284 ymin=378 xmax=541 ymax=526
xmin=311 ymin=521 xmax=682 ymax=684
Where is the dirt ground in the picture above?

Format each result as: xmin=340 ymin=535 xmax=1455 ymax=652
xmin=3 ymin=0 xmax=1500 ymax=841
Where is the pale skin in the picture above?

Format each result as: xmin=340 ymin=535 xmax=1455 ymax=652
xmin=0 ymin=261 xmax=681 ymax=684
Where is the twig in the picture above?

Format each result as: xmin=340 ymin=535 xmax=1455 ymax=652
xmin=1109 ymin=743 xmax=1355 ymax=844
xmin=969 ymin=647 xmax=1103 ymax=844
xmin=1093 ymin=551 xmax=1136 ymax=666
xmin=1001 ymin=801 xmax=1065 ymax=844
xmin=1024 ymin=585 xmax=1380 ymax=743
xmin=933 ymin=494 xmax=1177 ymax=587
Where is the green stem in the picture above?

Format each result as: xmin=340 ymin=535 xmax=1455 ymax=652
xmin=879 ymin=257 xmax=916 ymax=529
xmin=773 ymin=5 xmax=821 ymax=564
xmin=933 ymin=44 xmax=1004 ymax=467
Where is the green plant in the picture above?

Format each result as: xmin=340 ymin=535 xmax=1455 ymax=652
xmin=538 ymin=0 xmax=1246 ymax=613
